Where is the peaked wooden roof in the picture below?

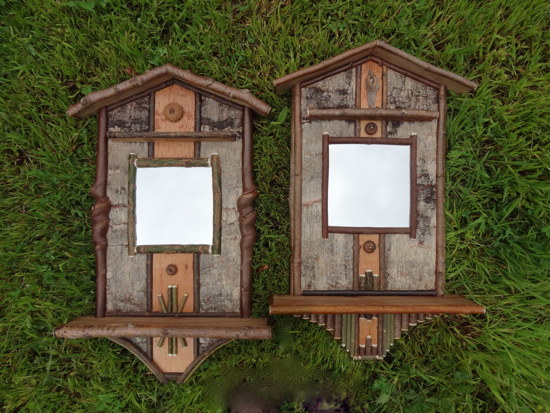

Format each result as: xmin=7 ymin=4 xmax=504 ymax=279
xmin=67 ymin=63 xmax=272 ymax=119
xmin=273 ymin=40 xmax=478 ymax=95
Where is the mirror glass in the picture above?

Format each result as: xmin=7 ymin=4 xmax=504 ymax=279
xmin=136 ymin=167 xmax=213 ymax=245
xmin=328 ymin=144 xmax=410 ymax=228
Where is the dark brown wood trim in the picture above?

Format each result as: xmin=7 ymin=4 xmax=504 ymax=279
xmin=436 ymin=84 xmax=447 ymax=296
xmin=321 ymin=133 xmax=329 ymax=239
xmin=370 ymin=56 xmax=440 ymax=90
xmin=377 ymin=314 xmax=383 ymax=357
xmin=108 ymin=337 xmax=169 ymax=384
xmin=352 ymin=235 xmax=360 ymax=291
xmin=193 ymin=254 xmax=200 ymax=313
xmin=381 ymin=65 xmax=388 ymax=137
xmin=105 ymin=311 xmax=241 ymax=317
xmin=211 ymin=154 xmax=222 ymax=255
xmin=195 ymin=91 xmax=202 ymax=135
xmin=68 ymin=64 xmax=271 ymax=119
xmin=302 ymin=290 xmax=436 ymax=296
xmin=146 ymin=253 xmax=152 ymax=312
xmin=107 ymin=79 xmax=176 ymax=112
xmin=379 ymin=234 xmax=386 ymax=290
xmin=136 ymin=244 xmax=211 ymax=254
xmin=269 ymin=295 xmax=485 ymax=315
xmin=147 ymin=337 xmax=153 ymax=359
xmin=410 ymin=134 xmax=418 ymax=239
xmin=355 ymin=64 xmax=362 ymax=137
xmin=238 ymin=106 xmax=257 ymax=318
xmin=53 ymin=316 xmax=272 ymax=339
xmin=328 ymin=136 xmax=413 ymax=145
xmin=127 ymin=154 xmax=137 ymax=257
xmin=176 ymin=339 xmax=234 ymax=384
xmin=135 ymin=157 xmax=210 ymax=167
xmin=193 ymin=337 xmax=199 ymax=359
xmin=328 ymin=226 xmax=410 ymax=235
xmin=108 ymin=131 xmax=238 ymax=142
xmin=307 ymin=108 xmax=439 ymax=122
xmin=173 ymin=79 xmax=243 ymax=111
xmin=90 ymin=106 xmax=110 ymax=318
xmin=291 ymin=84 xmax=303 ymax=296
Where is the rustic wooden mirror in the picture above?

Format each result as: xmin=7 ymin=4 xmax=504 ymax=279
xmin=269 ymin=40 xmax=485 ymax=360
xmin=130 ymin=154 xmax=221 ymax=253
xmin=54 ymin=65 xmax=272 ymax=383
xmin=323 ymin=135 xmax=416 ymax=237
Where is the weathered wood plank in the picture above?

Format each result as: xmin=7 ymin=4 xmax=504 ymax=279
xmin=106 ymin=141 xmax=148 ymax=313
xmin=200 ymin=96 xmax=242 ymax=312
xmin=269 ymin=295 xmax=485 ymax=315
xmin=107 ymin=96 xmax=149 ymax=133
xmin=300 ymin=69 xmax=355 ymax=291
xmin=384 ymin=69 xmax=438 ymax=290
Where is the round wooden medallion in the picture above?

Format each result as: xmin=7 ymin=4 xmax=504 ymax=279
xmin=363 ymin=241 xmax=376 ymax=253
xmin=164 ymin=102 xmax=184 ymax=122
xmin=166 ymin=264 xmax=178 ymax=276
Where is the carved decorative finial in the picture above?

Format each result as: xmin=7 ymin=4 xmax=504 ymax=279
xmin=366 ymin=69 xmax=380 ymax=108
xmin=164 ymin=102 xmax=184 ymax=122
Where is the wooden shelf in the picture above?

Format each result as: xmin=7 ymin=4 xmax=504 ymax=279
xmin=269 ymin=295 xmax=485 ymax=315
xmin=53 ymin=316 xmax=271 ymax=340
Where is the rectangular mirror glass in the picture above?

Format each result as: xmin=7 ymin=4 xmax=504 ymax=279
xmin=328 ymin=144 xmax=410 ymax=228
xmin=136 ymin=166 xmax=214 ymax=246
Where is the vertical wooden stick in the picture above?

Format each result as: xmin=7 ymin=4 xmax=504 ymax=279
xmin=291 ymin=84 xmax=302 ymax=295
xmin=401 ymin=313 xmax=409 ymax=331
xmin=91 ymin=106 xmax=110 ymax=318
xmin=157 ymin=294 xmax=168 ymax=314
xmin=436 ymin=84 xmax=447 ymax=297
xmin=318 ymin=314 xmax=327 ymax=326
xmin=326 ymin=314 xmax=335 ymax=331
xmin=365 ymin=270 xmax=373 ymax=290
xmin=350 ymin=314 xmax=356 ymax=357
xmin=394 ymin=313 xmax=401 ymax=340
xmin=335 ymin=314 xmax=342 ymax=340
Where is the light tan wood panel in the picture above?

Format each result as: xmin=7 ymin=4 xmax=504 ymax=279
xmin=359 ymin=317 xmax=378 ymax=347
xmin=153 ymin=337 xmax=194 ymax=373
xmin=360 ymin=61 xmax=383 ymax=137
xmin=154 ymin=84 xmax=195 ymax=157
xmin=358 ymin=234 xmax=380 ymax=277
xmin=152 ymin=253 xmax=194 ymax=313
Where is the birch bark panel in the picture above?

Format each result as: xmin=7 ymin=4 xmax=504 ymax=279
xmin=384 ymin=69 xmax=438 ymax=290
xmin=152 ymin=337 xmax=195 ymax=373
xmin=106 ymin=141 xmax=148 ymax=313
xmin=200 ymin=96 xmax=242 ymax=312
xmin=107 ymin=96 xmax=149 ymax=132
xmin=128 ymin=337 xmax=148 ymax=354
xmin=301 ymin=69 xmax=355 ymax=291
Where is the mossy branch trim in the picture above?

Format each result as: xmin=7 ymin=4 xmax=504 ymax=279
xmin=127 ymin=154 xmax=137 ymax=257
xmin=136 ymin=245 xmax=211 ymax=254
xmin=135 ymin=158 xmax=210 ymax=168
xmin=211 ymin=154 xmax=222 ymax=255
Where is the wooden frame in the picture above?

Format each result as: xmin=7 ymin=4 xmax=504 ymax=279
xmin=321 ymin=134 xmax=417 ymax=239
xmin=127 ymin=154 xmax=222 ymax=256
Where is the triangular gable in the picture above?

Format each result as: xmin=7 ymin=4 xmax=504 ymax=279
xmin=273 ymin=40 xmax=477 ymax=95
xmin=68 ymin=63 xmax=271 ymax=119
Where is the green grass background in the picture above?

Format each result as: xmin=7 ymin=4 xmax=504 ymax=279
xmin=1 ymin=0 xmax=549 ymax=411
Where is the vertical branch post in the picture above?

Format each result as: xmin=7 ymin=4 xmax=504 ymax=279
xmin=90 ymin=106 xmax=110 ymax=318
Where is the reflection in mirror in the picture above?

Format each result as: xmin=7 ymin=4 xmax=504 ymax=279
xmin=328 ymin=144 xmax=410 ymax=228
xmin=136 ymin=167 xmax=213 ymax=245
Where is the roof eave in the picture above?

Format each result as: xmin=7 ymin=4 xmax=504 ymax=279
xmin=273 ymin=40 xmax=478 ymax=95
xmin=67 ymin=64 xmax=271 ymax=119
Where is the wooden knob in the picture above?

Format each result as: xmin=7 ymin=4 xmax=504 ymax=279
xmin=363 ymin=241 xmax=376 ymax=253
xmin=166 ymin=264 xmax=178 ymax=275
xmin=164 ymin=102 xmax=183 ymax=122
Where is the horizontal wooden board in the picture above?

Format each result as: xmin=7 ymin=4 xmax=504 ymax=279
xmin=53 ymin=316 xmax=272 ymax=339
xmin=269 ymin=295 xmax=485 ymax=315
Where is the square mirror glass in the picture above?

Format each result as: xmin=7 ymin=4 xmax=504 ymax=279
xmin=328 ymin=144 xmax=410 ymax=228
xmin=135 ymin=167 xmax=214 ymax=245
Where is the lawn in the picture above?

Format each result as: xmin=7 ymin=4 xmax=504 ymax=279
xmin=1 ymin=0 xmax=549 ymax=411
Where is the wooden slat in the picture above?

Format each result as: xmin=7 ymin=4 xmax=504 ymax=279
xmin=307 ymin=108 xmax=439 ymax=121
xmin=359 ymin=235 xmax=380 ymax=280
xmin=269 ymin=295 xmax=485 ymax=315
xmin=53 ymin=316 xmax=272 ymax=339
xmin=108 ymin=131 xmax=237 ymax=142
xmin=152 ymin=254 xmax=194 ymax=313
xmin=360 ymin=61 xmax=383 ymax=138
